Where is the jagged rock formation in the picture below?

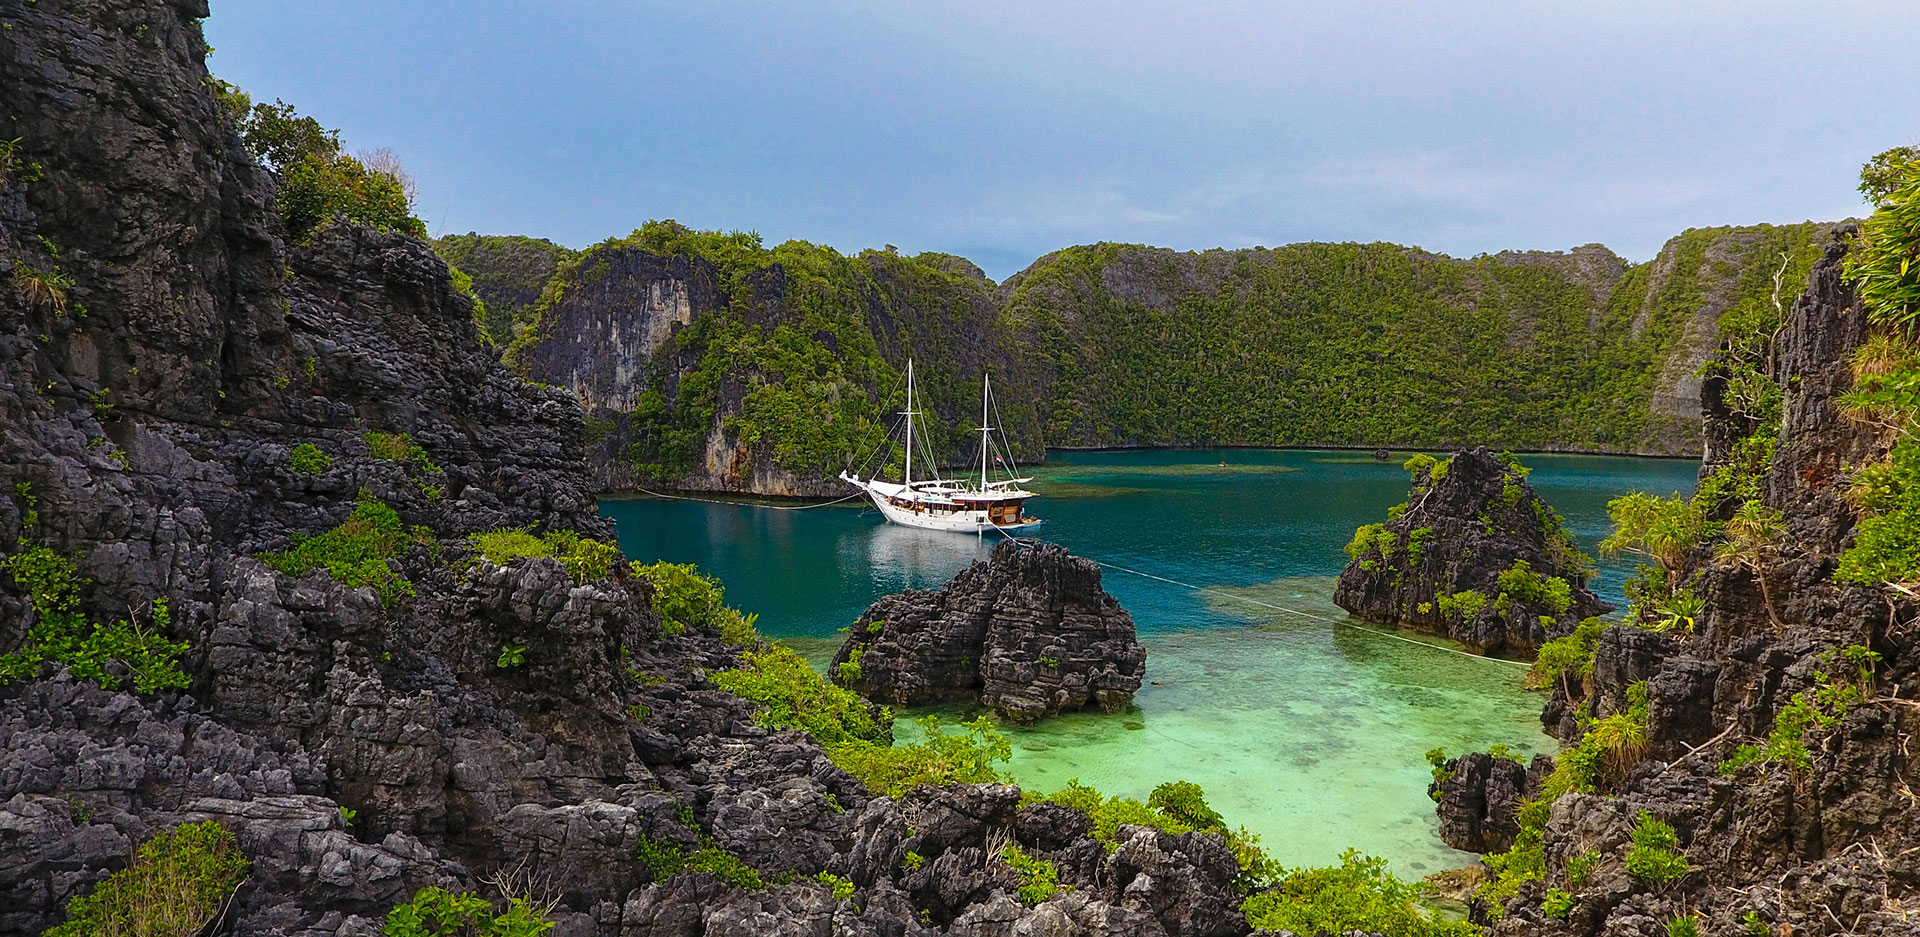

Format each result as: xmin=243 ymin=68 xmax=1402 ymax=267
xmin=486 ymin=217 xmax=1827 ymax=495
xmin=1430 ymin=753 xmax=1551 ymax=854
xmin=1441 ymin=227 xmax=1920 ymax=936
xmin=831 ymin=541 xmax=1146 ymax=722
xmin=0 ymin=5 xmax=1239 ymax=935
xmin=1332 ymin=447 xmax=1612 ymax=656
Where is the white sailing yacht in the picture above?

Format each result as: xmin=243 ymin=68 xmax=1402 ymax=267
xmin=839 ymin=361 xmax=1040 ymax=533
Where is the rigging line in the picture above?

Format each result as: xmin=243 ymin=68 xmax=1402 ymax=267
xmin=986 ymin=526 xmax=1528 ymax=668
xmin=630 ymin=485 xmax=868 ymax=511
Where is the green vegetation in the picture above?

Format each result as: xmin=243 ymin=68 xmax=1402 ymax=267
xmin=1434 ymin=589 xmax=1487 ymax=623
xmin=828 ymin=716 xmax=1011 ymax=798
xmin=1000 ymin=844 xmax=1064 ymax=905
xmin=1722 ymin=644 xmax=1880 ymax=776
xmin=1239 ymin=849 xmax=1476 ymax=937
xmin=836 ymin=643 xmax=865 ymax=683
xmin=506 ymin=221 xmax=942 ymax=482
xmin=630 ymin=560 xmax=760 ymax=643
xmin=1000 ymin=228 xmax=1818 ymax=454
xmin=633 ymin=835 xmax=766 ymax=891
xmin=288 ymin=442 xmax=332 ymax=475
xmin=1541 ymin=888 xmax=1575 ymax=919
xmin=468 ymin=527 xmax=618 ymax=584
xmin=432 ymin=234 xmax=577 ymax=347
xmin=46 ymin=822 xmax=250 ymax=937
xmin=13 ymin=260 xmax=74 ymax=314
xmin=1032 ymin=779 xmax=1276 ymax=893
xmin=382 ymin=885 xmax=555 ymax=937
xmin=496 ymin=644 xmax=526 ymax=668
xmin=1624 ymin=810 xmax=1689 ymax=885
xmin=711 ymin=645 xmax=891 ymax=745
xmin=364 ymin=431 xmax=441 ymax=474
xmin=1474 ymin=680 xmax=1653 ymax=917
xmin=1494 ymin=559 xmax=1573 ymax=614
xmin=1666 ymin=913 xmax=1701 ymax=937
xmin=0 ymin=546 xmax=188 ymax=693
xmin=260 ymin=493 xmax=415 ymax=605
xmin=1526 ymin=617 xmax=1605 ymax=694
xmin=816 ymin=871 xmax=856 ymax=903
xmin=217 ymin=83 xmax=424 ymax=243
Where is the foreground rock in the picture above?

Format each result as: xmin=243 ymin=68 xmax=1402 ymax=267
xmin=0 ymin=7 xmax=1231 ymax=935
xmin=832 ymin=540 xmax=1147 ymax=721
xmin=1333 ymin=447 xmax=1611 ymax=656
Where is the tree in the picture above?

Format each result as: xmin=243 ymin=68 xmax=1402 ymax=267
xmin=1600 ymin=492 xmax=1707 ymax=594
xmin=1716 ymin=500 xmax=1787 ymax=630
xmin=214 ymin=85 xmax=424 ymax=242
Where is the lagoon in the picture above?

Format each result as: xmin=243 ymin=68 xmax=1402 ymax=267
xmin=601 ymin=449 xmax=1698 ymax=874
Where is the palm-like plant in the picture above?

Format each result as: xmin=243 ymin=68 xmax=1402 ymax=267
xmin=1601 ymin=492 xmax=1708 ymax=593
xmin=1717 ymin=499 xmax=1788 ymax=630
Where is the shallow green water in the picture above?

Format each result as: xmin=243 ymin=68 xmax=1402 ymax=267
xmin=601 ymin=448 xmax=1697 ymax=874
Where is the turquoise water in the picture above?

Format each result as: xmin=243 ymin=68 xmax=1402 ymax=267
xmin=601 ymin=448 xmax=1698 ymax=874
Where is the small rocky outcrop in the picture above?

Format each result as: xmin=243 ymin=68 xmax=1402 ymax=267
xmin=831 ymin=540 xmax=1146 ymax=721
xmin=1428 ymin=752 xmax=1551 ymax=854
xmin=1332 ymin=447 xmax=1612 ymax=656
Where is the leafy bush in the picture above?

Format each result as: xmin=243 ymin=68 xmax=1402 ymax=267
xmin=1665 ymin=914 xmax=1700 ymax=937
xmin=712 ymin=644 xmax=890 ymax=745
xmin=1239 ymin=849 xmax=1476 ymax=937
xmin=1624 ymin=810 xmax=1689 ymax=884
xmin=222 ymin=90 xmax=424 ymax=243
xmin=630 ymin=560 xmax=758 ymax=643
xmin=260 ymin=493 xmax=415 ymax=605
xmin=1494 ymin=560 xmax=1572 ymax=615
xmin=827 ymin=716 xmax=1010 ymax=798
xmin=288 ymin=442 xmax=332 ymax=475
xmin=815 ymin=871 xmax=856 ymax=903
xmin=1148 ymin=780 xmax=1225 ymax=830
xmin=1837 ymin=438 xmax=1920 ymax=585
xmin=1526 ymin=617 xmax=1605 ymax=692
xmin=364 ymin=432 xmax=442 ymax=475
xmin=469 ymin=527 xmax=618 ymax=584
xmin=382 ymin=885 xmax=554 ymax=937
xmin=1435 ymin=589 xmax=1487 ymax=623
xmin=1848 ymin=145 xmax=1920 ymax=335
xmin=47 ymin=822 xmax=250 ymax=937
xmin=1566 ymin=849 xmax=1600 ymax=887
xmin=0 ymin=547 xmax=188 ymax=693
xmin=1000 ymin=843 xmax=1063 ymax=906
xmin=1542 ymin=888 xmax=1574 ymax=919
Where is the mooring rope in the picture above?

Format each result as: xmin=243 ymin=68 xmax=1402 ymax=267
xmin=629 ymin=486 xmax=870 ymax=511
xmin=986 ymin=525 xmax=1530 ymax=667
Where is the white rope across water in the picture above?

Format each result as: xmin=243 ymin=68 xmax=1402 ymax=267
xmin=624 ymin=487 xmax=1530 ymax=668
xmin=987 ymin=526 xmax=1531 ymax=668
xmin=629 ymin=486 xmax=870 ymax=511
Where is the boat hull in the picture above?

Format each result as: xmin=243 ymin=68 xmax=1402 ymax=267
xmin=855 ymin=486 xmax=1041 ymax=534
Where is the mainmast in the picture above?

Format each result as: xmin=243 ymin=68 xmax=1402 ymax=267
xmin=979 ymin=372 xmax=992 ymax=490
xmin=902 ymin=359 xmax=914 ymax=488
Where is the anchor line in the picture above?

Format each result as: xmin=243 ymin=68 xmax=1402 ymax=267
xmin=984 ymin=525 xmax=1530 ymax=668
xmin=628 ymin=486 xmax=868 ymax=511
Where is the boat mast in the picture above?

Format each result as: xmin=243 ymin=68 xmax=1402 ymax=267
xmin=980 ymin=372 xmax=991 ymax=491
xmin=903 ymin=359 xmax=914 ymax=489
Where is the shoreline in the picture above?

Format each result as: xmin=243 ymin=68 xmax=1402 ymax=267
xmin=597 ymin=444 xmax=1704 ymax=503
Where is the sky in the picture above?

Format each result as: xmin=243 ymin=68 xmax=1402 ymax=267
xmin=205 ymin=2 xmax=1918 ymax=282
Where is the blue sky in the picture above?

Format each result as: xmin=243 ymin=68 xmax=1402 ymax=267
xmin=206 ymin=2 xmax=1916 ymax=281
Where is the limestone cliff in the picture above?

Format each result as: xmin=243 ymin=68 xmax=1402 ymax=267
xmin=484 ymin=224 xmax=1826 ymax=495
xmin=832 ymin=541 xmax=1146 ymax=722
